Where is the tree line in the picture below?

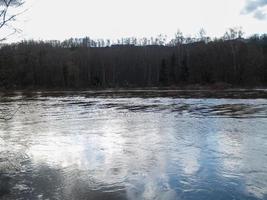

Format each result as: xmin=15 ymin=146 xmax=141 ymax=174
xmin=0 ymin=29 xmax=267 ymax=89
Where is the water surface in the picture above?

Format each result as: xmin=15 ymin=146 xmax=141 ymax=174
xmin=0 ymin=91 xmax=267 ymax=200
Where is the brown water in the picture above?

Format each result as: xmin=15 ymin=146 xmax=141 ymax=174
xmin=0 ymin=91 xmax=267 ymax=200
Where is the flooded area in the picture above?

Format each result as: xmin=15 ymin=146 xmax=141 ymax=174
xmin=0 ymin=90 xmax=267 ymax=200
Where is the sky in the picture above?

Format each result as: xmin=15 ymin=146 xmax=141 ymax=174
xmin=3 ymin=0 xmax=267 ymax=42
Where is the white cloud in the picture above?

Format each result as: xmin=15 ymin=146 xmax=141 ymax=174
xmin=242 ymin=0 xmax=267 ymax=20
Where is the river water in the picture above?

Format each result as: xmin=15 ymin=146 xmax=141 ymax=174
xmin=0 ymin=91 xmax=267 ymax=200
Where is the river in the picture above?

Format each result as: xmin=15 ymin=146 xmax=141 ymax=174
xmin=0 ymin=90 xmax=267 ymax=200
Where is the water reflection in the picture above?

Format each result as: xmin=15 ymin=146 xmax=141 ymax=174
xmin=0 ymin=92 xmax=267 ymax=200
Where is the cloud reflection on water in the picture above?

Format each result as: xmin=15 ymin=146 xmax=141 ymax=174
xmin=0 ymin=94 xmax=267 ymax=200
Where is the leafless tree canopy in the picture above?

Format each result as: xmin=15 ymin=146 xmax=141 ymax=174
xmin=0 ymin=31 xmax=267 ymax=89
xmin=0 ymin=0 xmax=24 ymax=41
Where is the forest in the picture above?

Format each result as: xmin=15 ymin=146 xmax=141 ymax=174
xmin=0 ymin=29 xmax=267 ymax=89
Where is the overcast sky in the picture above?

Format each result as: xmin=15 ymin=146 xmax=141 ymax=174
xmin=5 ymin=0 xmax=267 ymax=42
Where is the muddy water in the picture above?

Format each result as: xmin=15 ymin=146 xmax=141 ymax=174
xmin=0 ymin=91 xmax=267 ymax=200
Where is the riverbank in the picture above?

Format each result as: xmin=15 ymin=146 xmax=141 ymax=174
xmin=1 ymin=87 xmax=267 ymax=99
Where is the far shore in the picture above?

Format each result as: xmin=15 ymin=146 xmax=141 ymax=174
xmin=1 ymin=85 xmax=267 ymax=99
xmin=0 ymin=82 xmax=267 ymax=92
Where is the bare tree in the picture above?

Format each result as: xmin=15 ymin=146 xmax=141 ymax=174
xmin=223 ymin=26 xmax=244 ymax=40
xmin=0 ymin=0 xmax=24 ymax=41
xmin=198 ymin=28 xmax=209 ymax=43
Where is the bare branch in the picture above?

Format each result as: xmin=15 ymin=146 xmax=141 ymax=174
xmin=0 ymin=10 xmax=5 ymax=17
xmin=0 ymin=24 xmax=19 ymax=41
xmin=0 ymin=0 xmax=25 ymax=41
xmin=0 ymin=14 xmax=16 ymax=29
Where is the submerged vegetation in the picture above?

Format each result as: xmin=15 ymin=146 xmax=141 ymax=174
xmin=0 ymin=28 xmax=267 ymax=89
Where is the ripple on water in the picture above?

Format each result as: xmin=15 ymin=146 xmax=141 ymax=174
xmin=0 ymin=93 xmax=267 ymax=199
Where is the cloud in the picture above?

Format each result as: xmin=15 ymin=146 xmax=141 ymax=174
xmin=254 ymin=9 xmax=267 ymax=19
xmin=243 ymin=0 xmax=267 ymax=13
xmin=242 ymin=0 xmax=267 ymax=20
